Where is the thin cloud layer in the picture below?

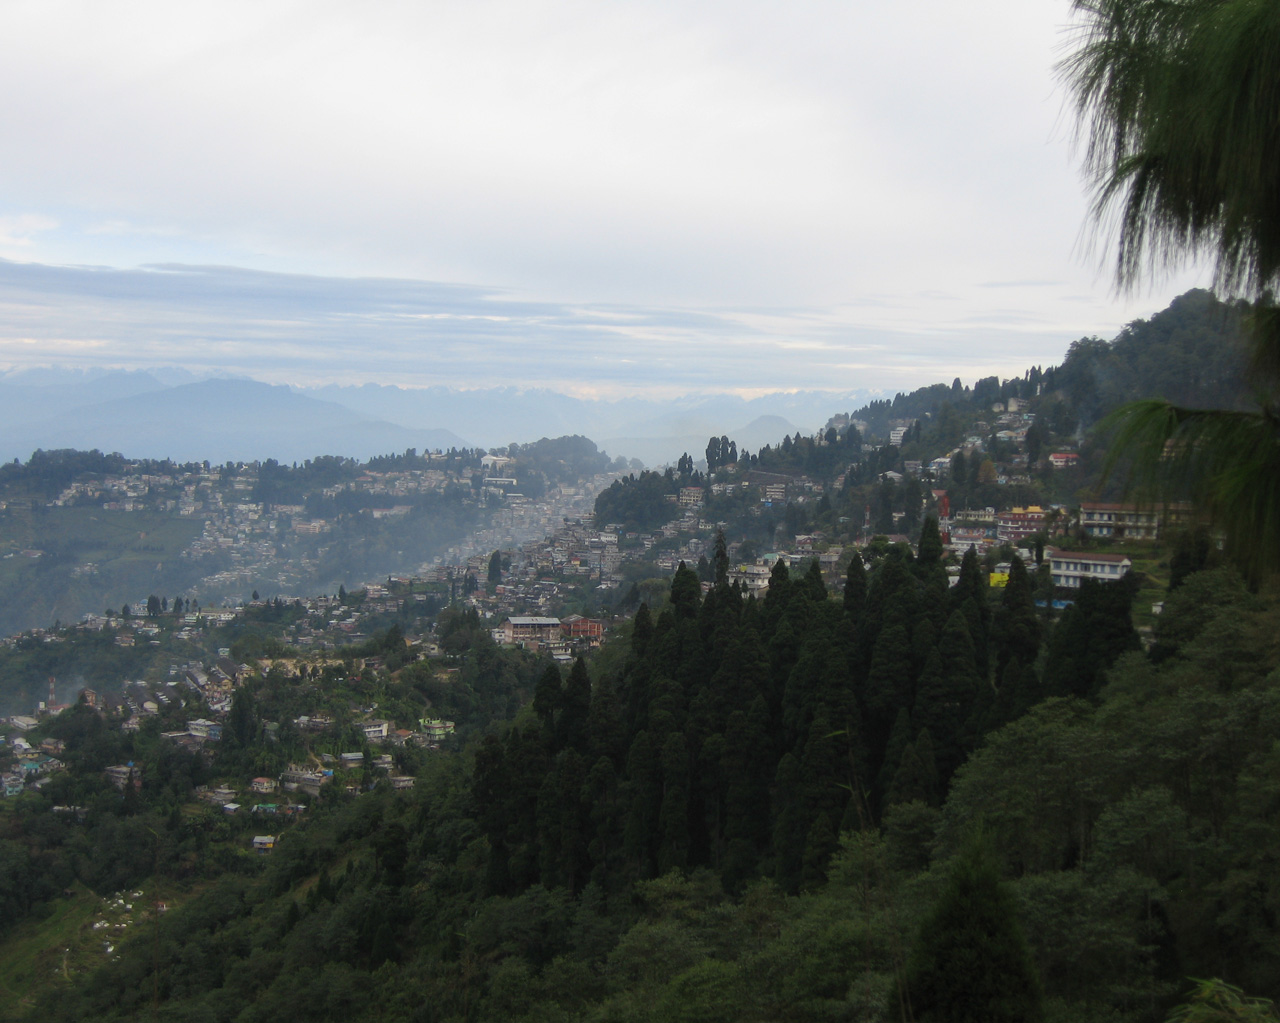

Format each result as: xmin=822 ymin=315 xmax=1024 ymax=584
xmin=0 ymin=259 xmax=1172 ymax=397
xmin=0 ymin=2 xmax=1211 ymax=399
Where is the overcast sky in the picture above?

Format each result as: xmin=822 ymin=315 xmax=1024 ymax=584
xmin=0 ymin=0 xmax=1210 ymax=399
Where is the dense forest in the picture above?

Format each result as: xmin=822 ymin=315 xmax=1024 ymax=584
xmin=4 ymin=526 xmax=1278 ymax=1021
xmin=850 ymin=289 xmax=1251 ymax=441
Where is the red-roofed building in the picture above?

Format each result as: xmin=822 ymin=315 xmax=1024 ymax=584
xmin=561 ymin=615 xmax=605 ymax=645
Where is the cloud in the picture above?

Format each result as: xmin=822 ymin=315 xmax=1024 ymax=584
xmin=0 ymin=257 xmax=1154 ymax=399
xmin=0 ymin=214 xmax=57 ymax=249
xmin=0 ymin=4 xmax=1217 ymax=400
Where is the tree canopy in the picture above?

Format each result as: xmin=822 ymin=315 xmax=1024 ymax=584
xmin=1062 ymin=0 xmax=1280 ymax=581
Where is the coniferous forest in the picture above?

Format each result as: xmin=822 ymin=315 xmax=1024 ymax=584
xmin=7 ymin=530 xmax=1280 ymax=1022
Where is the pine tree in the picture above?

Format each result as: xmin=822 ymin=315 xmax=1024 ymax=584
xmin=772 ymin=753 xmax=806 ymax=894
xmin=1044 ymin=578 xmax=1140 ymax=700
xmin=669 ymin=562 xmax=702 ymax=620
xmin=658 ymin=732 xmax=691 ymax=874
xmin=801 ymin=559 xmax=827 ymax=602
xmin=915 ymin=515 xmax=946 ymax=584
xmin=886 ymin=729 xmax=939 ymax=808
xmin=843 ymin=551 xmax=867 ymax=619
xmin=893 ymin=831 xmax=1043 ymax=1023
xmin=713 ymin=529 xmax=730 ymax=587
xmin=951 ymin=549 xmax=991 ymax=679
xmin=877 ymin=707 xmax=915 ymax=811
xmin=801 ymin=813 xmax=839 ymax=889
xmin=631 ymin=603 xmax=654 ymax=658
xmin=864 ymin=622 xmax=914 ymax=761
xmin=558 ymin=657 xmax=592 ymax=753
xmin=720 ymin=708 xmax=768 ymax=892
xmin=585 ymin=755 xmax=623 ymax=892
xmin=533 ymin=663 xmax=562 ymax=731
xmin=762 ymin=559 xmax=792 ymax=627
xmin=623 ymin=731 xmax=661 ymax=878
xmin=992 ymin=555 xmax=1039 ymax=683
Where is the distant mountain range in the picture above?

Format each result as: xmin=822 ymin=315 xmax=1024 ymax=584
xmin=0 ymin=373 xmax=469 ymax=465
xmin=302 ymin=383 xmax=869 ymax=465
xmin=0 ymin=369 xmax=875 ymax=466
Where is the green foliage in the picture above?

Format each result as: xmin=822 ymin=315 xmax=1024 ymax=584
xmin=1167 ymin=980 xmax=1280 ymax=1023
xmin=10 ymin=561 xmax=1280 ymax=1023
xmin=1102 ymin=397 xmax=1280 ymax=583
xmin=895 ymin=830 xmax=1043 ymax=1023
xmin=1062 ymin=0 xmax=1280 ymax=579
xmin=1061 ymin=0 xmax=1280 ymax=302
xmin=594 ymin=471 xmax=685 ymax=532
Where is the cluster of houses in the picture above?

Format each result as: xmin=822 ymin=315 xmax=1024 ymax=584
xmin=1 ymin=733 xmax=65 ymax=796
xmin=38 ymin=451 xmax=622 ymax=619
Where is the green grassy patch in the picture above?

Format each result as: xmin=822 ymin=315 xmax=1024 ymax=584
xmin=0 ymin=883 xmax=100 ymax=1016
xmin=1118 ymin=543 xmax=1172 ymax=631
xmin=0 ymin=878 xmax=202 ymax=1018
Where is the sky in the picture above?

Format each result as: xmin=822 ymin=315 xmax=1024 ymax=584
xmin=0 ymin=0 xmax=1212 ymax=399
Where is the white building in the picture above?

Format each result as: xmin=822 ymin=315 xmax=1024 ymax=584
xmin=1049 ymin=550 xmax=1132 ymax=588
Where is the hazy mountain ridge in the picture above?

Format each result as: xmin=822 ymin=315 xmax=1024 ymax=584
xmin=0 ymin=375 xmax=470 ymax=464
xmin=0 ymin=369 xmax=876 ymax=466
xmin=302 ymin=382 xmax=874 ymax=464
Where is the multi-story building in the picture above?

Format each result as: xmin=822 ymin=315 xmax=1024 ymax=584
xmin=995 ymin=506 xmax=1046 ymax=544
xmin=502 ymin=616 xmax=562 ymax=648
xmin=1079 ymin=502 xmax=1190 ymax=539
xmin=1049 ymin=550 xmax=1132 ymax=588
xmin=561 ymin=614 xmax=605 ymax=645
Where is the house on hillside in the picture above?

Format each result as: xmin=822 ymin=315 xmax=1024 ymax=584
xmin=502 ymin=616 xmax=561 ymax=649
xmin=995 ymin=507 xmax=1046 ymax=544
xmin=104 ymin=764 xmax=141 ymax=790
xmin=561 ymin=615 xmax=605 ymax=646
xmin=1048 ymin=550 xmax=1132 ymax=588
xmin=1079 ymin=502 xmax=1191 ymax=540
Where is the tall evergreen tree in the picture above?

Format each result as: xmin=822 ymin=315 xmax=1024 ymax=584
xmin=587 ymin=671 xmax=626 ymax=768
xmin=669 ymin=562 xmax=702 ymax=620
xmin=720 ymin=706 xmax=769 ymax=892
xmin=1044 ymin=578 xmax=1140 ymax=700
xmin=864 ymin=622 xmax=914 ymax=761
xmin=772 ymin=752 xmax=806 ymax=894
xmin=915 ymin=514 xmax=946 ymax=584
xmin=951 ymin=548 xmax=991 ymax=680
xmin=585 ymin=755 xmax=623 ymax=892
xmin=658 ymin=732 xmax=691 ymax=874
xmin=887 ymin=728 xmax=939 ymax=808
xmin=843 ymin=550 xmax=867 ymax=622
xmin=762 ymin=559 xmax=792 ymax=627
xmin=623 ymin=731 xmax=661 ymax=878
xmin=801 ymin=559 xmax=827 ymax=603
xmin=631 ymin=603 xmax=654 ymax=658
xmin=919 ymin=614 xmax=982 ymax=787
xmin=893 ymin=831 xmax=1043 ymax=1022
xmin=992 ymin=554 xmax=1040 ymax=684
xmin=558 ymin=657 xmax=592 ymax=753
xmin=533 ymin=663 xmax=562 ymax=731
xmin=713 ymin=529 xmax=730 ymax=587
